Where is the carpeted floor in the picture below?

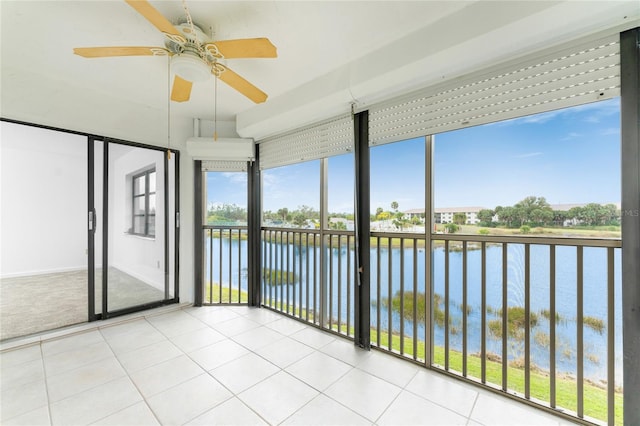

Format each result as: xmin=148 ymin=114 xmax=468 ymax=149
xmin=0 ymin=268 xmax=165 ymax=341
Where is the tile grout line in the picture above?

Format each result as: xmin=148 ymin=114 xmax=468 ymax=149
xmin=178 ymin=307 xmax=277 ymax=425
xmin=466 ymin=390 xmax=481 ymax=425
xmin=41 ymin=336 xmax=131 ymax=423
xmin=198 ymin=320 xmax=277 ymax=425
xmin=39 ymin=343 xmax=54 ymax=426
xmin=373 ymin=385 xmax=404 ymax=425
xmin=95 ymin=323 xmax=164 ymax=426
xmin=197 ymin=307 xmax=340 ymax=425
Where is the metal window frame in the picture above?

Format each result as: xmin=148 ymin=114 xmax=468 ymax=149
xmin=354 ymin=110 xmax=371 ymax=349
xmin=131 ymin=167 xmax=156 ymax=238
xmin=620 ymin=26 xmax=640 ymax=426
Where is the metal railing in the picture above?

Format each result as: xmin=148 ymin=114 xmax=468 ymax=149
xmin=202 ymin=223 xmax=621 ymax=424
xmin=261 ymin=227 xmax=355 ymax=338
xmin=203 ymin=226 xmax=248 ymax=304
xmin=371 ymin=232 xmax=622 ymax=425
xmin=370 ymin=232 xmax=427 ymax=361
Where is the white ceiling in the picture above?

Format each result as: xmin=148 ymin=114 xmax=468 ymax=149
xmin=1 ymin=1 xmax=638 ymax=144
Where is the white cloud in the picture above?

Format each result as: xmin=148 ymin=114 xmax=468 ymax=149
xmin=513 ymin=152 xmax=543 ymax=158
xmin=561 ymin=132 xmax=581 ymax=141
xmin=491 ymin=98 xmax=619 ymax=127
xmin=221 ymin=172 xmax=247 ymax=183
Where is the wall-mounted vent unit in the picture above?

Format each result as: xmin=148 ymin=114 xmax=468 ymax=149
xmin=186 ymin=137 xmax=255 ymax=162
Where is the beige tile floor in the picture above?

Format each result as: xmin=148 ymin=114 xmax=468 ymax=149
xmin=0 ymin=305 xmax=576 ymax=425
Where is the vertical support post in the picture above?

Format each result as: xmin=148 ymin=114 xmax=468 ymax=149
xmin=193 ymin=160 xmax=203 ymax=307
xmin=354 ymin=110 xmax=371 ymax=349
xmin=174 ymin=151 xmax=180 ymax=302
xmin=88 ymin=138 xmax=96 ymax=321
xmin=164 ymin=150 xmax=170 ymax=299
xmin=102 ymin=142 xmax=109 ymax=318
xmin=320 ymin=158 xmax=329 ymax=327
xmin=621 ymin=27 xmax=640 ymax=426
xmin=248 ymin=146 xmax=262 ymax=307
xmin=425 ymin=135 xmax=434 ymax=366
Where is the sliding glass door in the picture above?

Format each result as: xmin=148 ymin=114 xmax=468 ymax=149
xmin=93 ymin=141 xmax=178 ymax=318
xmin=0 ymin=120 xmax=179 ymax=341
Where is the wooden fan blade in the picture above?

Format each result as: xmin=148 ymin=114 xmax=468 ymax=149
xmin=205 ymin=38 xmax=277 ymax=59
xmin=171 ymin=75 xmax=193 ymax=102
xmin=124 ymin=0 xmax=181 ymax=37
xmin=73 ymin=46 xmax=168 ymax=58
xmin=217 ymin=65 xmax=268 ymax=103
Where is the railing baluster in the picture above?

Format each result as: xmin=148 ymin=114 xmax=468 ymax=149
xmin=313 ymin=233 xmax=318 ymax=324
xmin=219 ymin=229 xmax=223 ymax=303
xmin=329 ymin=235 xmax=334 ymax=330
xmin=347 ymin=234 xmax=352 ymax=337
xmin=287 ymin=231 xmax=292 ymax=314
xmin=481 ymin=241 xmax=486 ymax=383
xmin=338 ymin=235 xmax=342 ymax=334
xmin=261 ymin=231 xmax=265 ymax=305
xmin=607 ymin=247 xmax=615 ymax=425
xmin=264 ymin=231 xmax=269 ymax=306
xmin=299 ymin=232 xmax=303 ymax=318
xmin=577 ymin=246 xmax=584 ymax=418
xmin=550 ymin=244 xmax=556 ymax=408
xmin=238 ymin=229 xmax=242 ymax=303
xmin=400 ymin=237 xmax=405 ymax=355
xmin=463 ymin=240 xmax=468 ymax=377
xmin=228 ymin=229 xmax=232 ymax=302
xmin=306 ymin=233 xmax=310 ymax=322
xmin=279 ymin=231 xmax=284 ymax=312
xmin=208 ymin=229 xmax=213 ymax=303
xmin=377 ymin=236 xmax=381 ymax=347
xmin=502 ymin=242 xmax=508 ymax=391
xmin=524 ymin=243 xmax=530 ymax=399
xmin=291 ymin=231 xmax=296 ymax=316
xmin=413 ymin=241 xmax=418 ymax=360
xmin=270 ymin=230 xmax=275 ymax=308
xmin=388 ymin=237 xmax=393 ymax=351
xmin=444 ymin=239 xmax=449 ymax=370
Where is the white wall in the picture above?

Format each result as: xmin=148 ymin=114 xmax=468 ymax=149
xmin=0 ymin=122 xmax=88 ymax=277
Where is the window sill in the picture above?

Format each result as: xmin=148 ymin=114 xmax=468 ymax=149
xmin=126 ymin=232 xmax=156 ymax=241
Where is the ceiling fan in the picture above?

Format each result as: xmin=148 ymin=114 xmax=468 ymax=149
xmin=74 ymin=0 xmax=276 ymax=104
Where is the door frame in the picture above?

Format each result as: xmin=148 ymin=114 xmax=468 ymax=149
xmin=88 ymin=137 xmax=180 ymax=321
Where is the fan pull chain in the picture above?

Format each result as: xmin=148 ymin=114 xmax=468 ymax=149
xmin=167 ymin=56 xmax=172 ymax=159
xmin=214 ymin=76 xmax=218 ymax=141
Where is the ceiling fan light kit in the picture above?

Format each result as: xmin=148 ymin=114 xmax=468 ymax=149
xmin=172 ymin=53 xmax=210 ymax=82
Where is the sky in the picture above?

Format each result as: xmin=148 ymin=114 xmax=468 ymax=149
xmin=207 ymin=98 xmax=621 ymax=213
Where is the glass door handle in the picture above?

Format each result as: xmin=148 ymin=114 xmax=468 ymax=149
xmin=88 ymin=210 xmax=97 ymax=233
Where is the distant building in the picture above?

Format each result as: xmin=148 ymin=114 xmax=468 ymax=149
xmin=404 ymin=207 xmax=485 ymax=225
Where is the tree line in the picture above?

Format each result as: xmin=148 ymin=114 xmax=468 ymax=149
xmin=477 ymin=196 xmax=619 ymax=228
xmin=207 ymin=196 xmax=619 ymax=230
xmin=208 ymin=204 xmax=351 ymax=229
